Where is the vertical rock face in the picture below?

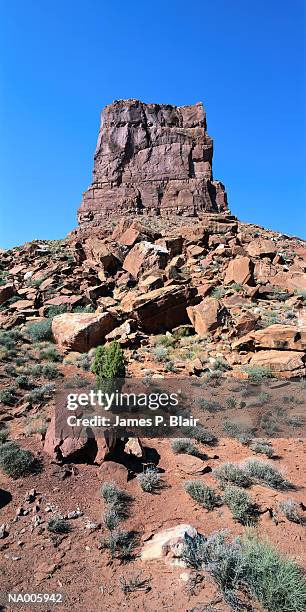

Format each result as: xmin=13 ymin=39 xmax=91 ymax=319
xmin=78 ymin=99 xmax=228 ymax=230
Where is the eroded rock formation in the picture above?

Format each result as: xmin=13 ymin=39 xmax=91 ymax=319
xmin=78 ymin=99 xmax=228 ymax=231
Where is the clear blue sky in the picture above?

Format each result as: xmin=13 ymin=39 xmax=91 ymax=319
xmin=0 ymin=0 xmax=305 ymax=249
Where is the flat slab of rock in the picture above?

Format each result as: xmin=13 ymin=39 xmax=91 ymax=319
xmin=141 ymin=524 xmax=197 ymax=565
xmin=175 ymin=455 xmax=208 ymax=475
xmin=52 ymin=312 xmax=116 ymax=351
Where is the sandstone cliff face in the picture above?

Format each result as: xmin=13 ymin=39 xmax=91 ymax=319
xmin=78 ymin=99 xmax=228 ymax=230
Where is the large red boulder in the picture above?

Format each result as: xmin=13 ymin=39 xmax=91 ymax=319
xmin=52 ymin=312 xmax=116 ymax=351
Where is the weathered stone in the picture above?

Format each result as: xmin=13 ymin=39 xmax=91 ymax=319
xmin=0 ymin=284 xmax=16 ymax=305
xmin=124 ymin=437 xmax=144 ymax=459
xmin=141 ymin=524 xmax=197 ymax=565
xmin=246 ymin=239 xmax=276 ymax=258
xmin=123 ymin=241 xmax=169 ymax=278
xmin=83 ymin=238 xmax=122 ymax=273
xmin=187 ymin=298 xmax=226 ymax=336
xmin=175 ymin=455 xmax=208 ymax=475
xmin=249 ymin=350 xmax=304 ymax=372
xmin=52 ymin=312 xmax=116 ymax=351
xmin=78 ymin=100 xmax=228 ymax=231
xmin=224 ymin=256 xmax=254 ymax=285
xmin=122 ymin=285 xmax=197 ymax=333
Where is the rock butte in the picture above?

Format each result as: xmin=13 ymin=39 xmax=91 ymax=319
xmin=78 ymin=99 xmax=228 ymax=233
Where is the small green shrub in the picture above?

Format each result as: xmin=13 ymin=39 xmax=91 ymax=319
xmin=103 ymin=504 xmax=122 ymax=530
xmin=223 ymin=486 xmax=255 ymax=524
xmin=242 ymin=533 xmax=306 ymax=612
xmin=0 ymin=442 xmax=35 ymax=478
xmin=279 ymin=499 xmax=303 ymax=524
xmin=225 ymin=396 xmax=237 ymax=408
xmin=185 ymin=481 xmax=221 ymax=510
xmin=100 ymin=529 xmax=137 ymax=560
xmin=0 ymin=387 xmax=18 ymax=406
xmin=244 ymin=459 xmax=291 ymax=490
xmin=42 ymin=364 xmax=61 ymax=380
xmin=137 ymin=467 xmax=161 ymax=493
xmin=250 ymin=440 xmax=274 ymax=458
xmin=244 ymin=366 xmax=273 ymax=383
xmin=39 ymin=346 xmax=61 ymax=362
xmin=199 ymin=399 xmax=221 ymax=413
xmin=27 ymin=320 xmax=53 ymax=342
xmin=0 ymin=427 xmax=9 ymax=444
xmin=181 ymin=532 xmax=207 ymax=570
xmin=93 ymin=341 xmax=125 ymax=388
xmin=100 ymin=481 xmax=130 ymax=506
xmin=214 ymin=462 xmax=251 ymax=488
xmin=171 ymin=438 xmax=200 ymax=456
xmin=47 ymin=517 xmax=71 ymax=534
xmin=16 ymin=375 xmax=32 ymax=389
xmin=26 ymin=384 xmax=55 ymax=404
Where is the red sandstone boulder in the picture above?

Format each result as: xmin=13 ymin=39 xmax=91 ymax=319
xmin=249 ymin=350 xmax=304 ymax=374
xmin=0 ymin=284 xmax=16 ymax=306
xmin=83 ymin=238 xmax=122 ymax=273
xmin=246 ymin=239 xmax=276 ymax=258
xmin=123 ymin=241 xmax=169 ymax=278
xmin=52 ymin=312 xmax=116 ymax=351
xmin=252 ymin=324 xmax=305 ymax=351
xmin=187 ymin=298 xmax=226 ymax=336
xmin=224 ymin=256 xmax=254 ymax=285
xmin=122 ymin=285 xmax=197 ymax=333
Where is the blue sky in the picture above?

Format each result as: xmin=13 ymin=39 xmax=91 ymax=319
xmin=0 ymin=0 xmax=305 ymax=248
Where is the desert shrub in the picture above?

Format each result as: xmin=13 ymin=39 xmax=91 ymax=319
xmin=0 ymin=442 xmax=35 ymax=478
xmin=101 ymin=481 xmax=130 ymax=506
xmin=199 ymin=399 xmax=221 ymax=413
xmin=152 ymin=346 xmax=168 ymax=362
xmin=185 ymin=481 xmax=221 ymax=510
xmin=47 ymin=517 xmax=71 ymax=534
xmin=16 ymin=375 xmax=32 ymax=389
xmin=27 ymin=320 xmax=53 ymax=342
xmin=171 ymin=438 xmax=199 ymax=456
xmin=0 ymin=387 xmax=18 ymax=406
xmin=244 ymin=459 xmax=291 ymax=490
xmin=23 ymin=364 xmax=43 ymax=377
xmin=260 ymin=412 xmax=279 ymax=436
xmin=223 ymin=486 xmax=255 ymax=524
xmin=242 ymin=533 xmax=306 ymax=612
xmin=45 ymin=304 xmax=68 ymax=318
xmin=39 ymin=346 xmax=61 ymax=362
xmin=181 ymin=532 xmax=207 ymax=570
xmin=0 ymin=427 xmax=9 ymax=444
xmin=119 ymin=572 xmax=151 ymax=595
xmin=188 ymin=425 xmax=217 ymax=445
xmin=0 ymin=330 xmax=22 ymax=349
xmin=250 ymin=440 xmax=274 ymax=458
xmin=279 ymin=499 xmax=303 ymax=524
xmin=214 ymin=462 xmax=251 ymax=488
xmin=213 ymin=358 xmax=230 ymax=372
xmin=26 ymin=384 xmax=55 ymax=404
xmin=103 ymin=504 xmax=122 ymax=531
xmin=244 ymin=365 xmax=273 ymax=383
xmin=155 ymin=334 xmax=175 ymax=347
xmin=137 ymin=467 xmax=161 ymax=493
xmin=225 ymin=396 xmax=237 ymax=408
xmin=42 ymin=364 xmax=61 ymax=380
xmin=100 ymin=529 xmax=137 ymax=560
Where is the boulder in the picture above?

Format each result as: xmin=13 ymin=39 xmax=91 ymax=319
xmin=224 ymin=256 xmax=254 ymax=285
xmin=175 ymin=455 xmax=208 ymax=475
xmin=52 ymin=312 xmax=116 ymax=351
xmin=246 ymin=239 xmax=276 ymax=258
xmin=252 ymin=324 xmax=306 ymax=351
xmin=155 ymin=236 xmax=183 ymax=257
xmin=122 ymin=285 xmax=197 ymax=333
xmin=0 ymin=284 xmax=16 ymax=306
xmin=83 ymin=238 xmax=122 ymax=273
xmin=249 ymin=350 xmax=304 ymax=373
xmin=187 ymin=298 xmax=226 ymax=336
xmin=123 ymin=241 xmax=169 ymax=278
xmin=141 ymin=524 xmax=197 ymax=565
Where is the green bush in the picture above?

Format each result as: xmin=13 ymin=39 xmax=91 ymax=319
xmin=250 ymin=440 xmax=274 ymax=458
xmin=26 ymin=384 xmax=55 ymax=404
xmin=242 ymin=533 xmax=306 ymax=612
xmin=244 ymin=365 xmax=273 ymax=383
xmin=100 ymin=529 xmax=137 ymax=560
xmin=0 ymin=387 xmax=18 ymax=406
xmin=279 ymin=499 xmax=302 ymax=524
xmin=93 ymin=341 xmax=125 ymax=379
xmin=223 ymin=486 xmax=255 ymax=524
xmin=102 ymin=504 xmax=121 ymax=531
xmin=200 ymin=399 xmax=221 ymax=413
xmin=0 ymin=441 xmax=35 ymax=478
xmin=0 ymin=427 xmax=9 ymax=444
xmin=27 ymin=320 xmax=53 ymax=342
xmin=214 ymin=462 xmax=251 ymax=488
xmin=185 ymin=481 xmax=221 ymax=510
xmin=101 ymin=481 xmax=130 ymax=505
xmin=39 ymin=346 xmax=61 ymax=362
xmin=244 ymin=459 xmax=291 ymax=490
xmin=137 ymin=467 xmax=161 ymax=493
xmin=171 ymin=438 xmax=199 ymax=456
xmin=42 ymin=364 xmax=61 ymax=380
